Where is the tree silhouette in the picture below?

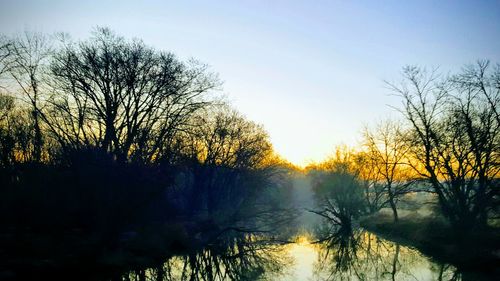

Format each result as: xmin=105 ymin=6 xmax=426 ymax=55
xmin=48 ymin=27 xmax=220 ymax=162
xmin=389 ymin=63 xmax=499 ymax=230
xmin=362 ymin=120 xmax=414 ymax=222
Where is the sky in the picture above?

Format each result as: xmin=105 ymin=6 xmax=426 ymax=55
xmin=1 ymin=0 xmax=499 ymax=166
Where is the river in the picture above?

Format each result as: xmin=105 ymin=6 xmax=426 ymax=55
xmin=112 ymin=228 xmax=494 ymax=281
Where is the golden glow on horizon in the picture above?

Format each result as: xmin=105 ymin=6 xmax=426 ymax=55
xmin=273 ymin=140 xmax=361 ymax=168
xmin=272 ymin=139 xmax=358 ymax=168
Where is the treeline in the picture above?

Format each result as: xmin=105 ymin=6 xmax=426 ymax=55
xmin=308 ymin=62 xmax=499 ymax=232
xmin=0 ymin=28 xmax=293 ymax=249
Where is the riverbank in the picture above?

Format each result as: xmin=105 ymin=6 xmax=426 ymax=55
xmin=360 ymin=212 xmax=500 ymax=274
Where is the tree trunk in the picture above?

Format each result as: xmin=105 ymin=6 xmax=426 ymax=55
xmin=32 ymin=109 xmax=42 ymax=162
xmin=389 ymin=198 xmax=399 ymax=222
xmin=388 ymin=186 xmax=398 ymax=222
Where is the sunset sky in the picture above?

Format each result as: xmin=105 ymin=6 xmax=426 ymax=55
xmin=1 ymin=0 xmax=499 ymax=166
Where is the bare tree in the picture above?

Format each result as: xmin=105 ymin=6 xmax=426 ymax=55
xmin=179 ymin=105 xmax=275 ymax=216
xmin=309 ymin=148 xmax=366 ymax=229
xmin=5 ymin=30 xmax=52 ymax=162
xmin=453 ymin=60 xmax=500 ymax=124
xmin=449 ymin=61 xmax=500 ymax=225
xmin=0 ymin=35 xmax=13 ymax=87
xmin=389 ymin=64 xmax=499 ymax=229
xmin=48 ymin=27 xmax=220 ymax=161
xmin=0 ymin=94 xmax=16 ymax=166
xmin=0 ymin=94 xmax=36 ymax=166
xmin=187 ymin=106 xmax=272 ymax=169
xmin=362 ymin=120 xmax=413 ymax=222
xmin=354 ymin=151 xmax=386 ymax=214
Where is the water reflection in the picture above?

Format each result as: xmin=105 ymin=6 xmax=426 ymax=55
xmin=311 ymin=222 xmax=475 ymax=281
xmin=314 ymin=230 xmax=443 ymax=280
xmin=113 ymin=228 xmax=491 ymax=281
xmin=113 ymin=233 xmax=291 ymax=281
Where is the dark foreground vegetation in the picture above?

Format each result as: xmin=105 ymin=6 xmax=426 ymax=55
xmin=0 ymin=28 xmax=296 ymax=280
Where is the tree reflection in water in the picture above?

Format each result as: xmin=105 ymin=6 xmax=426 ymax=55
xmin=312 ymin=221 xmax=465 ymax=281
xmin=114 ymin=232 xmax=292 ymax=281
xmin=112 ymin=223 xmax=492 ymax=281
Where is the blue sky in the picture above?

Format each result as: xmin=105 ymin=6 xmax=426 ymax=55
xmin=1 ymin=0 xmax=499 ymax=165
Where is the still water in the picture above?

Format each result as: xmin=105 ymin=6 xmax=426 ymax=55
xmin=114 ymin=229 xmax=484 ymax=281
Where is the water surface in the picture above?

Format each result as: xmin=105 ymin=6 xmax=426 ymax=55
xmin=114 ymin=229 xmax=487 ymax=281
